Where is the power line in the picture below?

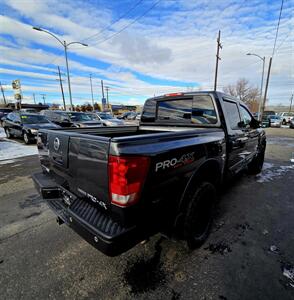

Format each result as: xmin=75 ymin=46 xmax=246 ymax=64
xmin=81 ymin=0 xmax=144 ymax=43
xmin=275 ymin=31 xmax=292 ymax=53
xmin=90 ymin=0 xmax=161 ymax=47
xmin=272 ymin=0 xmax=284 ymax=57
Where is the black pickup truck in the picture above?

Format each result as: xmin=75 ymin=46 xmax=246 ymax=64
xmin=33 ymin=91 xmax=266 ymax=256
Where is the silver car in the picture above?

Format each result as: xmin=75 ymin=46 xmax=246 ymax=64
xmin=269 ymin=115 xmax=282 ymax=128
xmin=95 ymin=112 xmax=125 ymax=126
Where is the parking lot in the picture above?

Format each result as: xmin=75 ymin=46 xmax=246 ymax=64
xmin=0 ymin=127 xmax=293 ymax=299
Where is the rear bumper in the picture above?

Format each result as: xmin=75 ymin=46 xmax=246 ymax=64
xmin=32 ymin=172 xmax=143 ymax=256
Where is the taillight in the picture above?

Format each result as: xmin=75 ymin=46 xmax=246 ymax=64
xmin=108 ymin=155 xmax=150 ymax=207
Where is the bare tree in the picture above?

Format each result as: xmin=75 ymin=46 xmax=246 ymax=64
xmin=223 ymin=78 xmax=259 ymax=104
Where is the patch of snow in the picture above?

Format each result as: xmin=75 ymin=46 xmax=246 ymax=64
xmin=0 ymin=127 xmax=6 ymax=138
xmin=262 ymin=162 xmax=274 ymax=170
xmin=0 ymin=141 xmax=38 ymax=161
xmin=0 ymin=159 xmax=16 ymax=165
xmin=283 ymin=266 xmax=294 ymax=288
xmin=256 ymin=163 xmax=294 ymax=183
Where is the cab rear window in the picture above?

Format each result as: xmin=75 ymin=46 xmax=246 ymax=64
xmin=157 ymin=95 xmax=217 ymax=125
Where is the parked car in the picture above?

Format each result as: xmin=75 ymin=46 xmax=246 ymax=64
xmin=268 ymin=115 xmax=282 ymax=127
xmin=40 ymin=110 xmax=102 ymax=127
xmin=95 ymin=112 xmax=125 ymax=126
xmin=3 ymin=112 xmax=59 ymax=144
xmin=136 ymin=113 xmax=141 ymax=120
xmin=290 ymin=118 xmax=294 ymax=129
xmin=20 ymin=108 xmax=38 ymax=113
xmin=261 ymin=111 xmax=276 ymax=127
xmin=33 ymin=91 xmax=265 ymax=256
xmin=0 ymin=108 xmax=13 ymax=126
xmin=66 ymin=112 xmax=102 ymax=127
xmin=279 ymin=112 xmax=294 ymax=125
xmin=117 ymin=111 xmax=137 ymax=120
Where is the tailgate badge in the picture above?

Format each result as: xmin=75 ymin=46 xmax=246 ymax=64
xmin=53 ymin=137 xmax=60 ymax=151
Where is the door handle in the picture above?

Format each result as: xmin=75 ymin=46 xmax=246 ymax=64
xmin=232 ymin=136 xmax=249 ymax=149
xmin=236 ymin=137 xmax=249 ymax=143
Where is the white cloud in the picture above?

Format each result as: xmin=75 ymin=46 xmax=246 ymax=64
xmin=0 ymin=0 xmax=293 ymax=105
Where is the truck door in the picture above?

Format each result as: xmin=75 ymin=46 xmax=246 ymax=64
xmin=238 ymin=105 xmax=260 ymax=162
xmin=223 ymin=99 xmax=248 ymax=173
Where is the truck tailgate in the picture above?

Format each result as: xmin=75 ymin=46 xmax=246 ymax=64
xmin=38 ymin=130 xmax=111 ymax=209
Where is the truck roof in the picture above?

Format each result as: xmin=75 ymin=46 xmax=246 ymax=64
xmin=146 ymin=91 xmax=246 ymax=107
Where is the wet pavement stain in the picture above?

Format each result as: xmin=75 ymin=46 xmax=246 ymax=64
xmin=171 ymin=289 xmax=181 ymax=299
xmin=123 ymin=238 xmax=166 ymax=294
xmin=24 ymin=211 xmax=42 ymax=219
xmin=205 ymin=242 xmax=232 ymax=255
xmin=234 ymin=222 xmax=253 ymax=237
xmin=19 ymin=194 xmax=43 ymax=209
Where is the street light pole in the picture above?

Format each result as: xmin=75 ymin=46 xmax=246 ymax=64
xmin=32 ymin=27 xmax=88 ymax=111
xmin=246 ymin=53 xmax=265 ymax=120
xmin=63 ymin=42 xmax=73 ymax=110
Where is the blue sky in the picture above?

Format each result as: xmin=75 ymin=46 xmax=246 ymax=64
xmin=0 ymin=0 xmax=293 ymax=107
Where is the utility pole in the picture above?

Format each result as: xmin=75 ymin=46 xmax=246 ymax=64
xmin=101 ymin=80 xmax=105 ymax=111
xmin=40 ymin=94 xmax=46 ymax=105
xmin=33 ymin=93 xmax=36 ymax=104
xmin=0 ymin=81 xmax=6 ymax=104
xmin=105 ymin=86 xmax=109 ymax=107
xmin=57 ymin=66 xmax=66 ymax=110
xmin=260 ymin=57 xmax=272 ymax=120
xmin=289 ymin=94 xmax=293 ymax=113
xmin=89 ymin=74 xmax=94 ymax=108
xmin=101 ymin=80 xmax=105 ymax=98
xmin=214 ymin=30 xmax=222 ymax=91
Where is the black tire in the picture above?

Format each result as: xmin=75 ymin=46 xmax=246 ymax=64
xmin=4 ymin=127 xmax=12 ymax=138
xmin=247 ymin=145 xmax=265 ymax=174
xmin=23 ymin=132 xmax=32 ymax=144
xmin=184 ymin=181 xmax=216 ymax=249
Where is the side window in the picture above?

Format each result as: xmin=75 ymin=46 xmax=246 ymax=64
xmin=11 ymin=114 xmax=17 ymax=122
xmin=223 ymin=100 xmax=241 ymax=130
xmin=142 ymin=99 xmax=156 ymax=122
xmin=6 ymin=113 xmax=13 ymax=121
xmin=239 ymin=106 xmax=253 ymax=126
xmin=15 ymin=115 xmax=21 ymax=123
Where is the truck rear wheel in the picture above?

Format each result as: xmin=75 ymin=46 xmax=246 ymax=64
xmin=184 ymin=181 xmax=216 ymax=249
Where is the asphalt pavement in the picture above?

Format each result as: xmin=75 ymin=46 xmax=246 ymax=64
xmin=0 ymin=128 xmax=294 ymax=299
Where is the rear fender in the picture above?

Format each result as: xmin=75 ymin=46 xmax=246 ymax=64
xmin=173 ymin=159 xmax=222 ymax=233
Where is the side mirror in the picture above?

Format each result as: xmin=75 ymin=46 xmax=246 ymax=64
xmin=238 ymin=121 xmax=246 ymax=128
xmin=250 ymin=118 xmax=261 ymax=128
